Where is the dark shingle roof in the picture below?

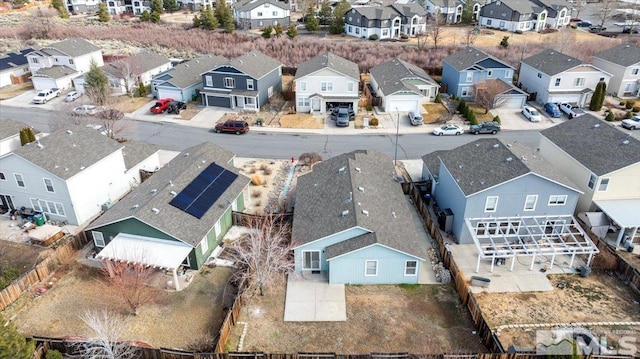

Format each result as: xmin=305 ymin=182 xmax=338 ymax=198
xmin=122 ymin=141 xmax=159 ymax=171
xmin=103 ymin=51 xmax=170 ymax=78
xmin=34 ymin=65 xmax=79 ymax=79
xmin=294 ymin=52 xmax=359 ymax=80
xmin=370 ymin=58 xmax=436 ymax=96
xmin=594 ymin=44 xmax=640 ymax=67
xmin=88 ymin=142 xmax=249 ymax=247
xmin=292 ymin=150 xmax=427 ymax=260
xmin=226 ymin=51 xmax=282 ymax=79
xmin=13 ymin=126 xmax=123 ymax=180
xmin=540 ymin=114 xmax=640 ymax=175
xmin=521 ymin=49 xmax=583 ymax=76
xmin=390 ymin=3 xmax=426 ymax=17
xmin=444 ymin=47 xmax=513 ymax=72
xmin=0 ymin=119 xmax=30 ymax=142
xmin=234 ymin=0 xmax=287 ymax=11
xmin=421 ymin=150 xmax=446 ymax=179
xmin=353 ymin=6 xmax=401 ymax=21
xmin=0 ymin=48 xmax=33 ymax=72
xmin=42 ymin=38 xmax=101 ymax=58
xmin=161 ymin=54 xmax=228 ymax=89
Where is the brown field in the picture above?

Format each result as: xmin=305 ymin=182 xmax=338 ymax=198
xmin=279 ymin=113 xmax=324 ymax=129
xmin=422 ymin=103 xmax=449 ymax=124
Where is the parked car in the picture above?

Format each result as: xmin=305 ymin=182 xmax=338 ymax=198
xmin=522 ymin=106 xmax=542 ymax=122
xmin=577 ymin=21 xmax=592 ymax=27
xmin=32 ymin=88 xmax=60 ymax=104
xmin=334 ymin=108 xmax=351 ymax=127
xmin=432 ymin=124 xmax=464 ymax=136
xmin=214 ymin=120 xmax=249 ymax=135
xmin=408 ymin=110 xmax=423 ymax=126
xmin=167 ymin=101 xmax=187 ymax=114
xmin=544 ymin=102 xmax=562 ymax=118
xmin=72 ymin=105 xmax=100 ymax=116
xmin=589 ymin=25 xmax=607 ymax=33
xmin=558 ymin=102 xmax=585 ymax=119
xmin=622 ymin=116 xmax=640 ymax=130
xmin=470 ymin=121 xmax=501 ymax=135
xmin=64 ymin=91 xmax=82 ymax=102
xmin=330 ymin=106 xmax=355 ymax=121
xmin=150 ymin=98 xmax=174 ymax=114
xmin=622 ymin=27 xmax=640 ymax=34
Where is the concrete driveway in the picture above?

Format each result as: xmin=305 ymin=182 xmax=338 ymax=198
xmin=492 ymin=107 xmax=563 ymax=131
xmin=283 ymin=272 xmax=346 ymax=322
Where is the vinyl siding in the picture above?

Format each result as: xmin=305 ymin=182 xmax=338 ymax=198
xmin=431 ymin=164 xmax=467 ymax=243
xmin=293 ymin=227 xmax=370 ymax=272
xmin=328 ymin=244 xmax=420 ymax=284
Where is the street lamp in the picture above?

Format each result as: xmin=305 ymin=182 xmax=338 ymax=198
xmin=394 ymin=107 xmax=400 ymax=166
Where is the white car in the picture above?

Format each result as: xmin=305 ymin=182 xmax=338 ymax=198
xmin=32 ymin=88 xmax=60 ymax=104
xmin=522 ymin=106 xmax=542 ymax=122
xmin=622 ymin=116 xmax=640 ymax=130
xmin=65 ymin=91 xmax=82 ymax=102
xmin=72 ymin=105 xmax=99 ymax=116
xmin=432 ymin=124 xmax=464 ymax=136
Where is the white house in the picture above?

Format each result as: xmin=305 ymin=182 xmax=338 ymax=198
xmin=0 ymin=119 xmax=32 ymax=157
xmin=369 ymin=58 xmax=439 ymax=112
xmin=103 ymin=51 xmax=172 ymax=95
xmin=519 ymin=49 xmax=611 ymax=107
xmin=478 ymin=0 xmax=570 ymax=32
xmin=26 ymin=38 xmax=103 ymax=91
xmin=424 ymin=0 xmax=480 ymax=24
xmin=592 ymin=44 xmax=640 ymax=98
xmin=65 ymin=0 xmax=101 ymax=13
xmin=177 ymin=0 xmax=214 ymax=11
xmin=233 ymin=0 xmax=291 ymax=29
xmin=344 ymin=4 xmax=426 ymax=39
xmin=105 ymin=0 xmax=151 ymax=15
xmin=294 ymin=52 xmax=360 ymax=114
xmin=0 ymin=48 xmax=33 ymax=88
xmin=0 ymin=126 xmax=159 ymax=225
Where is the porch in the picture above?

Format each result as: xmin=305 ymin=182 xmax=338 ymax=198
xmin=283 ymin=271 xmax=347 ymax=322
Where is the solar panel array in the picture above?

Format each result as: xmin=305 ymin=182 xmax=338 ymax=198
xmin=169 ymin=163 xmax=238 ymax=219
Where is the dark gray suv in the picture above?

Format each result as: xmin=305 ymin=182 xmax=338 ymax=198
xmin=334 ymin=108 xmax=350 ymax=127
xmin=470 ymin=121 xmax=501 ymax=135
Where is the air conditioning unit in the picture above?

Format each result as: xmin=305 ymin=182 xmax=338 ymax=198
xmin=101 ymin=201 xmax=115 ymax=211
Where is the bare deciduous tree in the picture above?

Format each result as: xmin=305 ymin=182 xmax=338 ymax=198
xmin=226 ymin=214 xmax=297 ymax=297
xmin=106 ymin=55 xmax=143 ymax=95
xmin=415 ymin=30 xmax=429 ymax=50
xmin=596 ymin=0 xmax=617 ymax=29
xmin=298 ymin=152 xmax=322 ymax=167
xmin=464 ymin=27 xmax=478 ymax=47
xmin=100 ymin=255 xmax=156 ymax=315
xmin=474 ymin=80 xmax=508 ymax=114
xmin=551 ymin=26 xmax=576 ymax=54
xmin=27 ymin=7 xmax=57 ymax=39
xmin=74 ymin=310 xmax=140 ymax=359
xmin=426 ymin=10 xmax=445 ymax=49
xmin=96 ymin=108 xmax=126 ymax=140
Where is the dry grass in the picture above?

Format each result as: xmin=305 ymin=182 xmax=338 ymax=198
xmin=111 ymin=96 xmax=152 ymax=113
xmin=0 ymin=82 xmax=32 ymax=100
xmin=468 ymin=103 xmax=495 ymax=123
xmin=178 ymin=105 xmax=201 ymax=120
xmin=279 ymin=113 xmax=324 ymax=129
xmin=422 ymin=103 xmax=449 ymax=124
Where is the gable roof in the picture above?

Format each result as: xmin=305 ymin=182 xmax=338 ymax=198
xmin=292 ymin=150 xmax=427 ymax=260
xmin=428 ymin=0 xmax=462 ymax=9
xmin=103 ymin=51 xmax=171 ymax=78
xmin=352 ymin=6 xmax=402 ymax=21
xmin=0 ymin=48 xmax=33 ymax=72
xmin=496 ymin=0 xmax=543 ymax=15
xmin=370 ymin=58 xmax=436 ymax=96
xmin=158 ymin=54 xmax=228 ymax=89
xmin=88 ymin=142 xmax=249 ymax=247
xmin=41 ymin=38 xmax=101 ymax=58
xmin=433 ymin=138 xmax=579 ymax=196
xmin=594 ymin=44 xmax=640 ymax=67
xmin=0 ymin=119 xmax=30 ymax=142
xmin=390 ymin=3 xmax=426 ymax=17
xmin=421 ymin=150 xmax=446 ymax=179
xmin=521 ymin=49 xmax=583 ymax=76
xmin=535 ymin=0 xmax=570 ymax=12
xmin=11 ymin=126 xmax=123 ymax=180
xmin=477 ymin=78 xmax=528 ymax=96
xmin=294 ymin=52 xmax=359 ymax=80
xmin=234 ymin=0 xmax=287 ymax=11
xmin=540 ymin=114 xmax=640 ymax=176
xmin=223 ymin=51 xmax=282 ymax=79
xmin=34 ymin=65 xmax=79 ymax=79
xmin=444 ymin=47 xmax=513 ymax=72
xmin=122 ymin=141 xmax=159 ymax=171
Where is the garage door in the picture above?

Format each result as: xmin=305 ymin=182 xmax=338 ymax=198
xmin=498 ymin=96 xmax=526 ymax=109
xmin=547 ymin=94 xmax=579 ymax=105
xmin=158 ymin=89 xmax=184 ymax=102
xmin=387 ymin=99 xmax=419 ymax=111
xmin=32 ymin=77 xmax=58 ymax=91
xmin=206 ymin=95 xmax=231 ymax=108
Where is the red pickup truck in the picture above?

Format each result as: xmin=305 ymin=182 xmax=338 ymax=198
xmin=150 ymin=98 xmax=174 ymax=114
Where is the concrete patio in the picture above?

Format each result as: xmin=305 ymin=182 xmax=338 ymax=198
xmin=283 ymin=272 xmax=346 ymax=322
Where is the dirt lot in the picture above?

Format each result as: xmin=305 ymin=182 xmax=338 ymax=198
xmin=475 ymin=273 xmax=640 ymax=349
xmin=226 ymin=278 xmax=486 ymax=353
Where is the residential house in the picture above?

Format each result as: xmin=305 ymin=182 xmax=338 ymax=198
xmin=424 ymin=0 xmax=481 ymax=24
xmin=26 ymin=38 xmax=103 ymax=91
xmin=442 ymin=47 xmax=526 ymax=108
xmin=200 ymin=51 xmax=282 ymax=111
xmin=86 ymin=142 xmax=250 ymax=290
xmin=178 ymin=0 xmax=215 ymax=11
xmin=536 ymin=0 xmax=571 ymax=29
xmin=0 ymin=126 xmax=159 ymax=225
xmin=479 ymin=0 xmax=546 ymax=32
xmin=66 ymin=0 xmax=101 ymax=13
xmin=592 ymin=44 xmax=640 ymax=98
xmin=421 ymin=138 xmax=583 ymax=245
xmin=294 ymin=52 xmax=360 ymax=113
xmin=344 ymin=4 xmax=427 ymax=40
xmin=369 ymin=58 xmax=439 ymax=111
xmin=292 ymin=150 xmax=428 ymax=284
xmin=103 ymin=51 xmax=172 ymax=95
xmin=539 ymin=115 xmax=640 ymax=248
xmin=519 ymin=49 xmax=611 ymax=107
xmin=0 ymin=119 xmax=31 ymax=157
xmin=0 ymin=48 xmax=33 ymax=88
xmin=233 ymin=0 xmax=291 ymax=30
xmin=105 ymin=0 xmax=150 ymax=15
xmin=152 ymin=54 xmax=228 ymax=102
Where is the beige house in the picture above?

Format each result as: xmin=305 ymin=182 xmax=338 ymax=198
xmin=539 ymin=115 xmax=640 ymax=248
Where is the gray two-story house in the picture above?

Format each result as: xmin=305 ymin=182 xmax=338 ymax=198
xmin=478 ymin=0 xmax=546 ymax=33
xmin=344 ymin=4 xmax=426 ymax=40
xmin=200 ymin=51 xmax=282 ymax=111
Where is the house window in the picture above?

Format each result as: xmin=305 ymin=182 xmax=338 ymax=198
xmin=487 ymin=70 xmax=493 ymax=77
xmin=499 ymin=21 xmax=505 ymax=27
xmin=587 ymin=174 xmax=596 ymax=189
xmin=224 ymin=77 xmax=235 ymax=88
xmin=268 ymin=86 xmax=274 ymax=98
xmin=524 ymin=195 xmax=537 ymax=211
xmin=555 ymin=78 xmax=561 ymax=86
xmin=505 ymin=70 xmax=512 ymax=78
xmin=487 ymin=19 xmax=492 ymax=25
xmin=214 ymin=221 xmax=221 ymax=237
xmin=31 ymin=198 xmax=65 ymax=216
xmin=69 ymin=59 xmax=74 ymax=65
xmin=466 ymin=72 xmax=473 ymax=82
xmin=575 ymin=78 xmax=585 ymax=86
xmin=55 ymin=58 xmax=59 ymax=63
xmin=355 ymin=28 xmax=360 ymax=34
xmin=348 ymin=82 xmax=354 ymax=92
xmin=485 ymin=196 xmax=498 ymax=212
xmin=299 ymin=81 xmax=306 ymax=91
xmin=258 ymin=21 xmax=263 ymax=26
xmin=519 ymin=22 xmax=524 ymax=29
xmin=14 ymin=173 xmax=25 ymax=188
xmin=245 ymin=97 xmax=256 ymax=106
xmin=205 ymin=75 xmax=213 ymax=87
xmin=461 ymin=87 xmax=470 ymax=96
xmin=92 ymin=231 xmax=105 ymax=247
xmin=633 ymin=69 xmax=639 ymax=75
xmin=382 ymin=29 xmax=388 ymax=36
xmin=43 ymin=178 xmax=54 ymax=192
xmin=273 ymin=20 xmax=278 ymax=25
xmin=272 ymin=11 xmax=277 ymax=16
xmin=599 ymin=77 xmax=605 ymax=82
xmin=247 ymin=79 xmax=254 ymax=90
xmin=200 ymin=236 xmax=209 ymax=255
xmin=0 ymin=172 xmax=5 ymax=180
xmin=537 ymin=72 xmax=542 ymax=79
xmin=598 ymin=178 xmax=610 ymax=191
xmin=31 ymin=57 xmax=39 ymax=64
xmin=404 ymin=260 xmax=417 ymax=276
xmin=321 ymin=82 xmax=333 ymax=91
xmin=348 ymin=25 xmax=352 ymax=32
xmin=348 ymin=16 xmax=352 ymax=21
xmin=30 ymin=198 xmax=42 ymax=212
xmin=302 ymin=251 xmax=320 ymax=270
xmin=297 ymin=97 xmax=309 ymax=107
xmin=257 ymin=11 xmax=262 ymax=16
xmin=365 ymin=260 xmax=377 ymax=276
xmin=548 ymin=195 xmax=567 ymax=206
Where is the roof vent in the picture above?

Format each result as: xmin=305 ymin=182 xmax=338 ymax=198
xmin=170 ymin=190 xmax=177 ymax=196
xmin=169 ymin=180 xmax=173 ymax=186
xmin=131 ymin=204 xmax=139 ymax=210
xmin=623 ymin=140 xmax=630 ymax=145
xmin=36 ymin=141 xmax=44 ymax=149
xmin=358 ymin=186 xmax=365 ymax=192
xmin=506 ymin=157 xmax=513 ymax=162
xmin=66 ymin=130 xmax=73 ymax=135
xmin=151 ymin=189 xmax=157 ymax=194
xmin=493 ymin=144 xmax=500 ymax=148
xmin=151 ymin=207 xmax=160 ymax=214
xmin=594 ymin=124 xmax=600 ymax=128
xmin=362 ymin=209 xmax=369 ymax=216
xmin=341 ymin=210 xmax=349 ymax=217
xmin=355 ymin=167 xmax=361 ymax=173
xmin=80 ymin=166 xmax=85 ymax=170
xmin=521 ymin=156 xmax=527 ymax=161
xmin=184 ymin=152 xmax=190 ymax=157
xmin=392 ymin=211 xmax=396 ymax=219
xmin=338 ymin=166 xmax=346 ymax=174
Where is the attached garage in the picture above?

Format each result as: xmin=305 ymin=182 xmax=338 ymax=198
xmin=496 ymin=94 xmax=527 ymax=109
xmin=385 ymin=96 xmax=421 ymax=112
xmin=205 ymin=94 xmax=231 ymax=108
xmin=547 ymin=93 xmax=580 ymax=105
xmin=158 ymin=88 xmax=185 ymax=102
xmin=31 ymin=77 xmax=59 ymax=91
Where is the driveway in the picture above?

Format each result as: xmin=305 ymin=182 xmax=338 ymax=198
xmin=283 ymin=272 xmax=346 ymax=322
xmin=492 ymin=107 xmax=562 ymax=131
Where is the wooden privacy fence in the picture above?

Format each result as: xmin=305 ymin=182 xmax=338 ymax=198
xmin=231 ymin=211 xmax=293 ymax=227
xmin=0 ymin=232 xmax=89 ymax=311
xmin=215 ymin=287 xmax=244 ymax=352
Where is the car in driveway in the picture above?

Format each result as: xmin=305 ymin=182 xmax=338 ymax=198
xmin=544 ymin=102 xmax=562 ymax=117
xmin=330 ymin=106 xmax=355 ymax=121
xmin=622 ymin=116 xmax=640 ymax=130
xmin=577 ymin=20 xmax=592 ymax=27
xmin=167 ymin=101 xmax=187 ymax=114
xmin=72 ymin=104 xmax=99 ymax=116
xmin=65 ymin=91 xmax=82 ymax=102
xmin=470 ymin=121 xmax=501 ymax=135
xmin=214 ymin=120 xmax=249 ymax=135
xmin=150 ymin=98 xmax=174 ymax=114
xmin=408 ymin=110 xmax=423 ymax=126
xmin=32 ymin=88 xmax=60 ymax=104
xmin=589 ymin=25 xmax=607 ymax=33
xmin=432 ymin=124 xmax=464 ymax=136
xmin=522 ymin=106 xmax=542 ymax=122
xmin=333 ymin=108 xmax=351 ymax=127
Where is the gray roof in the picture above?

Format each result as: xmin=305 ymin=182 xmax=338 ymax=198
xmin=499 ymin=0 xmax=542 ymax=15
xmin=292 ymin=150 xmax=427 ymax=260
xmin=225 ymin=51 xmax=282 ymax=79
xmin=234 ymin=0 xmax=287 ymax=11
xmin=536 ymin=0 xmax=570 ymax=11
xmin=427 ymin=0 xmax=459 ymax=8
xmin=353 ymin=6 xmax=402 ymax=21
xmin=521 ymin=49 xmax=583 ymax=76
xmin=444 ymin=47 xmax=512 ymax=72
xmin=0 ymin=119 xmax=30 ymax=142
xmin=294 ymin=52 xmax=359 ymax=80
xmin=421 ymin=150 xmax=446 ymax=179
xmin=103 ymin=51 xmax=171 ymax=78
xmin=122 ymin=141 xmax=159 ymax=171
xmin=88 ymin=142 xmax=249 ymax=247
xmin=540 ymin=114 xmax=640 ymax=176
xmin=12 ymin=126 xmax=123 ymax=180
xmin=370 ymin=58 xmax=436 ymax=96
xmin=594 ymin=44 xmax=640 ymax=68
xmin=41 ymin=38 xmax=101 ymax=58
xmin=161 ymin=54 xmax=228 ymax=89
xmin=433 ymin=138 xmax=579 ymax=196
xmin=390 ymin=3 xmax=426 ymax=17
xmin=34 ymin=65 xmax=79 ymax=79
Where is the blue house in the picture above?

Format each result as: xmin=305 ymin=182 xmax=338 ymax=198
xmin=291 ymin=150 xmax=428 ymax=285
xmin=200 ymin=51 xmax=282 ymax=111
xmin=442 ymin=47 xmax=525 ymax=108
xmin=422 ymin=139 xmax=583 ymax=245
xmin=152 ymin=54 xmax=228 ymax=103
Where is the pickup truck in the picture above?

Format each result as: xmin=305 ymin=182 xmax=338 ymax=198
xmin=558 ymin=102 xmax=585 ymax=119
xmin=150 ymin=98 xmax=174 ymax=114
xmin=32 ymin=88 xmax=60 ymax=104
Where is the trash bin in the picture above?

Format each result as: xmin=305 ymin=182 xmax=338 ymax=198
xmin=34 ymin=213 xmax=45 ymax=226
xmin=256 ymin=118 xmax=263 ymax=126
xmin=424 ymin=193 xmax=431 ymax=205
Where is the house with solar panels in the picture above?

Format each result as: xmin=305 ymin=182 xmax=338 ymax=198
xmin=86 ymin=142 xmax=250 ymax=290
xmin=0 ymin=48 xmax=33 ymax=88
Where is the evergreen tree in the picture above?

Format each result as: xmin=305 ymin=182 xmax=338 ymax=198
xmin=140 ymin=10 xmax=151 ymax=21
xmin=19 ymin=129 xmax=28 ymax=146
xmin=150 ymin=10 xmax=161 ymax=22
xmin=150 ymin=0 xmax=164 ymax=14
xmin=461 ymin=0 xmax=474 ymax=24
xmin=163 ymin=0 xmax=179 ymax=12
xmin=605 ymin=111 xmax=616 ymax=122
xmin=200 ymin=5 xmax=218 ymax=29
xmin=0 ymin=315 xmax=35 ymax=359
xmin=329 ymin=0 xmax=350 ymax=34
xmin=192 ymin=13 xmax=201 ymax=27
xmin=305 ymin=6 xmax=320 ymax=32
xmin=215 ymin=0 xmax=234 ymax=32
xmin=84 ymin=60 xmax=109 ymax=106
xmin=589 ymin=81 xmax=606 ymax=111
xmin=19 ymin=127 xmax=36 ymax=145
xmin=50 ymin=0 xmax=70 ymax=18
xmin=499 ymin=36 xmax=509 ymax=48
xmin=97 ymin=2 xmax=111 ymax=22
xmin=318 ymin=1 xmax=332 ymax=26
xmin=286 ymin=24 xmax=298 ymax=38
xmin=274 ymin=22 xmax=284 ymax=37
xmin=262 ymin=25 xmax=273 ymax=38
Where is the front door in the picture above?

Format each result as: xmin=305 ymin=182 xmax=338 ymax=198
xmin=302 ymin=251 xmax=320 ymax=270
xmin=0 ymin=194 xmax=14 ymax=211
xmin=312 ymin=98 xmax=321 ymax=111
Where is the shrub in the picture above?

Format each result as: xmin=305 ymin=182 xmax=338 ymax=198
xmin=434 ymin=93 xmax=442 ymax=103
xmin=251 ymin=173 xmax=263 ymax=185
xmin=620 ymin=101 xmax=626 ymax=106
xmin=365 ymin=104 xmax=373 ymax=112
xmin=626 ymin=100 xmax=635 ymax=109
xmin=457 ymin=99 xmax=467 ymax=113
xmin=369 ymin=34 xmax=379 ymax=40
xmin=369 ymin=117 xmax=379 ymax=126
xmin=499 ymin=35 xmax=509 ymax=48
xmin=259 ymin=163 xmax=269 ymax=171
xmin=492 ymin=115 xmax=501 ymax=124
xmin=251 ymin=189 xmax=262 ymax=197
xmin=468 ymin=112 xmax=478 ymax=125
xmin=400 ymin=34 xmax=408 ymax=39
xmin=625 ymin=111 xmax=633 ymax=119
xmin=633 ymin=106 xmax=640 ymax=112
xmin=515 ymin=30 xmax=523 ymax=34
xmin=263 ymin=168 xmax=272 ymax=175
xmin=605 ymin=112 xmax=616 ymax=122
xmin=46 ymin=350 xmax=64 ymax=359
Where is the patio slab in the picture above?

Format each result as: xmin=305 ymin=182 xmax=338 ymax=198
xmin=283 ymin=273 xmax=346 ymax=322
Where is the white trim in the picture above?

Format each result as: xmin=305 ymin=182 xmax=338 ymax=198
xmin=523 ymin=195 xmax=537 ymax=211
xmin=43 ymin=178 xmax=55 ymax=193
xmin=92 ymin=231 xmax=105 ymax=247
xmin=302 ymin=250 xmax=321 ymax=270
xmin=364 ymin=259 xmax=377 ymax=276
xmin=548 ymin=195 xmax=567 ymax=206
xmin=404 ymin=260 xmax=417 ymax=276
xmin=293 ymin=226 xmax=370 ymax=249
xmin=326 ymin=242 xmax=425 ymax=261
xmin=485 ymin=196 xmax=499 ymax=212
xmin=14 ymin=173 xmax=25 ymax=188
xmin=597 ymin=177 xmax=610 ymax=192
xmin=200 ymin=236 xmax=209 ymax=255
